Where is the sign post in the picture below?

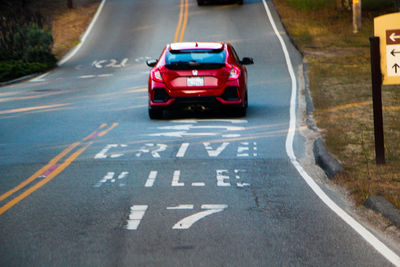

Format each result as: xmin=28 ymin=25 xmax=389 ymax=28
xmin=369 ymin=37 xmax=385 ymax=164
xmin=353 ymin=0 xmax=361 ymax=33
xmin=371 ymin=13 xmax=400 ymax=164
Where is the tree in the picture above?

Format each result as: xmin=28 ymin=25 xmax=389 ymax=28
xmin=336 ymin=0 xmax=352 ymax=10
xmin=395 ymin=0 xmax=400 ymax=11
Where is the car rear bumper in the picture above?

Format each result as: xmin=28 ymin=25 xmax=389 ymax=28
xmin=149 ymin=96 xmax=243 ymax=110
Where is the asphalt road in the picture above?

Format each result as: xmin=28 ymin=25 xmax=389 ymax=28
xmin=1 ymin=0 xmax=399 ymax=266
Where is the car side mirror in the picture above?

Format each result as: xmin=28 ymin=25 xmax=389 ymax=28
xmin=240 ymin=57 xmax=254 ymax=65
xmin=146 ymin=59 xmax=158 ymax=67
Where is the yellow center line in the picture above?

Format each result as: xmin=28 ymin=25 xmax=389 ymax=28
xmin=179 ymin=0 xmax=189 ymax=42
xmin=0 ymin=122 xmax=119 ymax=216
xmin=174 ymin=0 xmax=185 ymax=43
xmin=0 ymin=142 xmax=81 ymax=202
xmin=99 ymin=122 xmax=119 ymax=137
xmin=0 ymin=142 xmax=93 ymax=216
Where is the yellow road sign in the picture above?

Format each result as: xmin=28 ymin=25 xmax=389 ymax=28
xmin=374 ymin=13 xmax=400 ymax=85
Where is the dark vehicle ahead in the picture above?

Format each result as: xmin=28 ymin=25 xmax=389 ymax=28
xmin=197 ymin=0 xmax=243 ymax=5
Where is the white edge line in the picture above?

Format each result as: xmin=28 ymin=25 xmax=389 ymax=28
xmin=261 ymin=0 xmax=400 ymax=265
xmin=30 ymin=72 xmax=50 ymax=82
xmin=58 ymin=0 xmax=107 ymax=66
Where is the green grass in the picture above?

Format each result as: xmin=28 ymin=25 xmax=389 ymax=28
xmin=286 ymin=0 xmax=335 ymax=10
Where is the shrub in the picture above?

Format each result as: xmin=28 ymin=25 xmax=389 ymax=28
xmin=0 ymin=60 xmax=49 ymax=82
xmin=362 ymin=0 xmax=394 ymax=10
xmin=10 ymin=23 xmax=57 ymax=64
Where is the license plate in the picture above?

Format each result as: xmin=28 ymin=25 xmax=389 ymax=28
xmin=187 ymin=77 xmax=204 ymax=87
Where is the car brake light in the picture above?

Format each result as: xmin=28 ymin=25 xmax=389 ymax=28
xmin=227 ymin=64 xmax=241 ymax=80
xmin=151 ymin=67 xmax=164 ymax=82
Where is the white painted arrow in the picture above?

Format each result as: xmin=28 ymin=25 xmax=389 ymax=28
xmin=390 ymin=32 xmax=400 ymax=42
xmin=92 ymin=60 xmax=107 ymax=68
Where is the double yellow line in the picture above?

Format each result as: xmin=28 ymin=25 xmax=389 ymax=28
xmin=0 ymin=122 xmax=118 ymax=216
xmin=174 ymin=0 xmax=189 ymax=43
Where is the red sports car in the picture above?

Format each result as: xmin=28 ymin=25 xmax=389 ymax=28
xmin=146 ymin=42 xmax=253 ymax=119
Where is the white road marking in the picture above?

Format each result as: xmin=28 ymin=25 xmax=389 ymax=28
xmin=262 ymin=0 xmax=400 ymax=265
xmin=97 ymin=73 xmax=113 ymax=78
xmin=203 ymin=142 xmax=229 ymax=157
xmin=192 ymin=182 xmax=205 ymax=187
xmin=176 ymin=143 xmax=189 ymax=158
xmin=79 ymin=75 xmax=96 ymax=79
xmin=172 ymin=204 xmax=228 ymax=230
xmin=158 ymin=125 xmax=245 ymax=131
xmin=167 ymin=205 xmax=194 ymax=210
xmin=149 ymin=131 xmax=216 ymax=137
xmin=95 ymin=144 xmax=126 ymax=159
xmin=136 ymin=143 xmax=167 ymax=158
xmin=236 ymin=183 xmax=250 ymax=188
xmin=79 ymin=74 xmax=113 ymax=79
xmin=30 ymin=72 xmax=50 ymax=82
xmin=120 ymin=58 xmax=129 ymax=67
xmin=126 ymin=205 xmax=148 ymax=230
xmin=105 ymin=59 xmax=118 ymax=68
xmin=118 ymin=172 xmax=129 ymax=179
xmin=144 ymin=171 xmax=158 ymax=187
xmin=172 ymin=170 xmax=184 ymax=187
xmin=171 ymin=119 xmax=248 ymax=124
xmin=94 ymin=172 xmax=114 ymax=187
xmin=92 ymin=60 xmax=107 ymax=68
xmin=216 ymin=170 xmax=230 ymax=187
xmin=222 ymin=134 xmax=241 ymax=138
xmin=94 ymin=171 xmax=128 ymax=187
xmin=58 ymin=0 xmax=107 ymax=65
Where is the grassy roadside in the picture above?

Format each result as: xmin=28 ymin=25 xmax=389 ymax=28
xmin=31 ymin=0 xmax=100 ymax=59
xmin=273 ymin=0 xmax=400 ymax=209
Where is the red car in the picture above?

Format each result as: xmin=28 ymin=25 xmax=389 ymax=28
xmin=146 ymin=42 xmax=253 ymax=119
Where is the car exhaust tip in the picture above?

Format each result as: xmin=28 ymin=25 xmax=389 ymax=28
xmin=185 ymin=104 xmax=207 ymax=112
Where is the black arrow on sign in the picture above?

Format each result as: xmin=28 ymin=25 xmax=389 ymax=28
xmin=393 ymin=63 xmax=400 ymax=73
xmin=391 ymin=49 xmax=400 ymax=57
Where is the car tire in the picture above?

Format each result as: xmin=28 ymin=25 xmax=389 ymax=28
xmin=149 ymin=108 xmax=163 ymax=119
xmin=197 ymin=0 xmax=205 ymax=5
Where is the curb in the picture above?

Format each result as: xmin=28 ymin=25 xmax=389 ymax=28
xmin=302 ymin=54 xmax=400 ymax=228
xmin=0 ymin=74 xmax=38 ymax=87
xmin=364 ymin=196 xmax=400 ymax=229
xmin=313 ymin=137 xmax=344 ymax=178
xmin=301 ymin=62 xmax=344 ymax=179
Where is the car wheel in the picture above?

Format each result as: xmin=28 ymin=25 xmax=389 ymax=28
xmin=197 ymin=0 xmax=205 ymax=5
xmin=148 ymin=108 xmax=163 ymax=119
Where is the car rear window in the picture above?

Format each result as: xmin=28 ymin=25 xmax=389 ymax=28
xmin=165 ymin=49 xmax=226 ymax=70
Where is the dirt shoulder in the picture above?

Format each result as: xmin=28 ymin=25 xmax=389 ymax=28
xmin=31 ymin=0 xmax=100 ymax=59
xmin=273 ymin=0 xmax=400 ymax=209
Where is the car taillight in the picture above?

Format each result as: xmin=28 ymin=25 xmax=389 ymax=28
xmin=227 ymin=64 xmax=241 ymax=80
xmin=151 ymin=67 xmax=164 ymax=82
